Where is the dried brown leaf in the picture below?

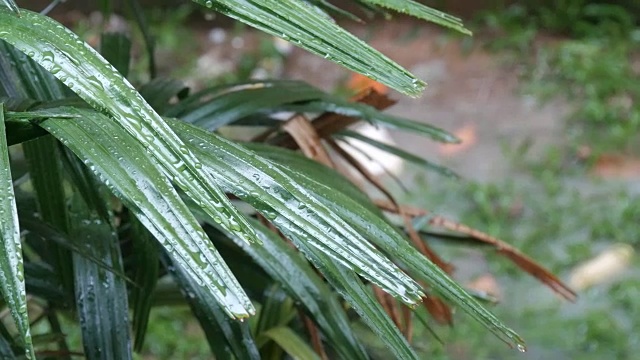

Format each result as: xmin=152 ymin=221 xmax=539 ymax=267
xmin=326 ymin=138 xmax=398 ymax=206
xmin=401 ymin=306 xmax=414 ymax=342
xmin=268 ymin=88 xmax=396 ymax=149
xmin=423 ymin=295 xmax=453 ymax=325
xmin=373 ymin=286 xmax=403 ymax=330
xmin=301 ymin=310 xmax=329 ymax=360
xmin=282 ymin=115 xmax=335 ymax=167
xmin=374 ymin=200 xmax=577 ymax=301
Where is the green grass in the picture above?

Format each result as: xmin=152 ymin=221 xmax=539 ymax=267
xmin=402 ymin=140 xmax=640 ymax=358
xmin=140 ymin=307 xmax=210 ymax=359
xmin=477 ymin=1 xmax=640 ymax=156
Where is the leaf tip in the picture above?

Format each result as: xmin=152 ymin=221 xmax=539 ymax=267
xmin=1 ymin=0 xmax=20 ymax=16
xmin=405 ymin=79 xmax=427 ymax=99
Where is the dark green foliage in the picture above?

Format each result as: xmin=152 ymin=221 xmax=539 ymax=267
xmin=0 ymin=1 xmax=556 ymax=359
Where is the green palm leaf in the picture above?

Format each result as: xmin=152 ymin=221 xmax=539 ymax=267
xmin=171 ymin=120 xmax=525 ymax=349
xmin=194 ymin=0 xmax=426 ymax=96
xmin=69 ymin=196 xmax=132 ymax=360
xmin=167 ymin=79 xmax=458 ymax=144
xmin=0 ymin=7 xmax=260 ymax=249
xmin=167 ymin=80 xmax=328 ymax=130
xmin=0 ymin=0 xmax=17 ymax=14
xmin=336 ymin=129 xmax=459 ymax=178
xmin=129 ymin=217 xmax=160 ymax=352
xmin=280 ymin=100 xmax=459 ymax=143
xmin=170 ymin=119 xmax=424 ymax=304
xmin=244 ymin=143 xmax=380 ymax=215
xmin=99 ymin=33 xmax=132 ymax=78
xmin=261 ymin=327 xmax=321 ymax=360
xmin=358 ymin=0 xmax=471 ymax=35
xmin=0 ymin=105 xmax=33 ymax=359
xmin=267 ymin=155 xmax=526 ymax=348
xmin=0 ymin=37 xmax=79 ymax=297
xmin=34 ymin=108 xmax=254 ymax=318
xmin=164 ymin=253 xmax=261 ymax=360
xmin=301 ymin=245 xmax=419 ymax=360
xmin=197 ymin=217 xmax=369 ymax=360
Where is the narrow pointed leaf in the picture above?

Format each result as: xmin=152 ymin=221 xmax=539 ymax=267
xmin=167 ymin=80 xmax=327 ymax=130
xmin=169 ymin=79 xmax=457 ymax=144
xmin=5 ymin=109 xmax=81 ymax=119
xmin=0 ymin=106 xmax=33 ymax=359
xmin=255 ymin=286 xmax=297 ymax=339
xmin=170 ymin=79 xmax=458 ymax=144
xmin=193 ymin=0 xmax=425 ymax=96
xmin=0 ymin=8 xmax=260 ymax=247
xmin=22 ymin=135 xmax=75 ymax=292
xmin=0 ymin=39 xmax=69 ymax=101
xmin=0 ymin=0 xmax=17 ymax=15
xmin=169 ymin=119 xmax=424 ymax=304
xmin=195 ymin=216 xmax=369 ymax=360
xmin=359 ymin=0 xmax=471 ymax=35
xmin=38 ymin=108 xmax=254 ymax=318
xmin=163 ymin=254 xmax=261 ymax=360
xmin=69 ymin=196 xmax=132 ymax=360
xmin=336 ymin=130 xmax=459 ymax=178
xmin=173 ymin=124 xmax=425 ymax=357
xmin=218 ymin=121 xmax=522 ymax=348
xmin=1 ymin=34 xmax=80 ymax=294
xmin=352 ymin=0 xmax=389 ymax=18
xmin=265 ymin=157 xmax=525 ymax=348
xmin=18 ymin=217 xmax=130 ymax=282
xmin=244 ymin=143 xmax=379 ymax=215
xmin=306 ymin=0 xmax=363 ymax=22
xmin=287 ymin=231 xmax=419 ymax=360
xmin=261 ymin=327 xmax=321 ymax=360
xmin=129 ymin=216 xmax=160 ymax=352
xmin=59 ymin=146 xmax=111 ymax=221
xmin=282 ymin=100 xmax=460 ymax=143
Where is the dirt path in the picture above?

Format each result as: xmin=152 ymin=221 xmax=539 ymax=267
xmin=282 ymin=21 xmax=570 ymax=182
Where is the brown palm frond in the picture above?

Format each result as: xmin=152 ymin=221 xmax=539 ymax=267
xmin=261 ymin=88 xmax=396 ymax=148
xmin=301 ymin=310 xmax=329 ymax=360
xmin=374 ymin=200 xmax=577 ymax=302
xmin=282 ymin=114 xmax=335 ymax=167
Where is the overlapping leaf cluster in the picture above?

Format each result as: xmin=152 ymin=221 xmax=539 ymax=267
xmin=0 ymin=1 xmax=572 ymax=359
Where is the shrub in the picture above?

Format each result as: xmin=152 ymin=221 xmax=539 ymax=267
xmin=0 ymin=1 xmax=572 ymax=358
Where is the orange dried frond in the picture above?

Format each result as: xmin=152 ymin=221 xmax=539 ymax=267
xmin=347 ymin=72 xmax=389 ymax=94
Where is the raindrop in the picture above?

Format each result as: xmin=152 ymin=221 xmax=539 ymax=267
xmin=517 ymin=344 xmax=526 ymax=353
xmin=204 ymin=0 xmax=213 ymax=8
